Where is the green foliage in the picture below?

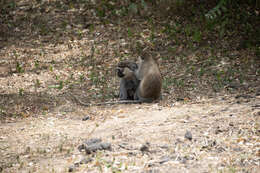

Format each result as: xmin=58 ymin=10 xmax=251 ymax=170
xmin=16 ymin=62 xmax=24 ymax=73
xmin=205 ymin=0 xmax=259 ymax=19
xmin=34 ymin=60 xmax=40 ymax=69
xmin=33 ymin=79 xmax=41 ymax=93
xmin=79 ymin=74 xmax=85 ymax=82
xmin=128 ymin=3 xmax=138 ymax=14
xmin=127 ymin=28 xmax=133 ymax=38
xmin=255 ymin=47 xmax=260 ymax=57
xmin=0 ymin=0 xmax=16 ymax=11
xmin=128 ymin=0 xmax=147 ymax=15
xmin=205 ymin=0 xmax=228 ymax=19
xmin=19 ymin=88 xmax=24 ymax=96
xmin=58 ymin=81 xmax=63 ymax=90
xmin=192 ymin=29 xmax=202 ymax=42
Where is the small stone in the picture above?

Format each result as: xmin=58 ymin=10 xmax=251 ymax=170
xmin=78 ymin=144 xmax=85 ymax=151
xmin=159 ymin=156 xmax=171 ymax=164
xmin=140 ymin=142 xmax=150 ymax=152
xmin=100 ymin=142 xmax=112 ymax=150
xmin=68 ymin=165 xmax=74 ymax=172
xmin=78 ymin=138 xmax=111 ymax=154
xmin=181 ymin=156 xmax=188 ymax=164
xmin=82 ymin=116 xmax=90 ymax=121
xmin=85 ymin=144 xmax=100 ymax=154
xmin=74 ymin=162 xmax=79 ymax=167
xmin=79 ymin=158 xmax=92 ymax=164
xmin=185 ymin=131 xmax=192 ymax=141
xmin=233 ymin=147 xmax=242 ymax=152
xmin=84 ymin=138 xmax=102 ymax=145
xmin=66 ymin=25 xmax=72 ymax=30
xmin=159 ymin=144 xmax=169 ymax=149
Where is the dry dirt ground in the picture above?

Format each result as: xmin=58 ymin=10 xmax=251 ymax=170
xmin=1 ymin=96 xmax=259 ymax=173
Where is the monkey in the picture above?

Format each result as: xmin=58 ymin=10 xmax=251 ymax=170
xmin=116 ymin=62 xmax=139 ymax=100
xmin=70 ymin=62 xmax=142 ymax=107
xmin=71 ymin=53 xmax=162 ymax=106
xmin=118 ymin=53 xmax=162 ymax=103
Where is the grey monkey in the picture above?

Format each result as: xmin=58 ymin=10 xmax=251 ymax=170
xmin=116 ymin=62 xmax=139 ymax=100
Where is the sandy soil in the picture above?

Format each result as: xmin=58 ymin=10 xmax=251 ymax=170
xmin=1 ymin=96 xmax=259 ymax=173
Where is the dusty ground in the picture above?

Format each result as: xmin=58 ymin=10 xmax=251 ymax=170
xmin=0 ymin=1 xmax=259 ymax=173
xmin=1 ymin=96 xmax=259 ymax=173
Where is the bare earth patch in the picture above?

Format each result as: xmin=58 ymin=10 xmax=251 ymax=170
xmin=1 ymin=96 xmax=259 ymax=173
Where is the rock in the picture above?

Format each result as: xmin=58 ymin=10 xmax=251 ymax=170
xmin=184 ymin=131 xmax=192 ymax=141
xmin=159 ymin=144 xmax=169 ymax=149
xmin=85 ymin=142 xmax=111 ymax=154
xmin=159 ymin=156 xmax=171 ymax=164
xmin=84 ymin=138 xmax=102 ymax=145
xmin=79 ymin=158 xmax=92 ymax=164
xmin=181 ymin=156 xmax=188 ymax=164
xmin=78 ymin=138 xmax=111 ymax=154
xmin=73 ymin=162 xmax=79 ymax=167
xmin=78 ymin=144 xmax=85 ymax=152
xmin=140 ymin=142 xmax=150 ymax=152
xmin=78 ymin=138 xmax=102 ymax=151
xmin=82 ymin=116 xmax=90 ymax=121
xmin=69 ymin=157 xmax=92 ymax=172
xmin=68 ymin=165 xmax=75 ymax=172
xmin=143 ymin=169 xmax=160 ymax=173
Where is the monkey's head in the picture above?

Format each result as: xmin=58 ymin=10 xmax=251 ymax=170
xmin=138 ymin=54 xmax=148 ymax=65
xmin=117 ymin=61 xmax=138 ymax=70
xmin=139 ymin=52 xmax=150 ymax=61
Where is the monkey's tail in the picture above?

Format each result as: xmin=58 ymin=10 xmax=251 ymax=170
xmin=70 ymin=93 xmax=142 ymax=106
xmin=95 ymin=100 xmax=143 ymax=106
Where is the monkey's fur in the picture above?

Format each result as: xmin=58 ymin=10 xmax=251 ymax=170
xmin=72 ymin=53 xmax=162 ymax=106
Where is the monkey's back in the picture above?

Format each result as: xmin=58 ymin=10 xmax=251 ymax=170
xmin=138 ymin=59 xmax=162 ymax=100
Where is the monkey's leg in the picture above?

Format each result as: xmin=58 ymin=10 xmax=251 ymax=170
xmin=119 ymin=79 xmax=129 ymax=100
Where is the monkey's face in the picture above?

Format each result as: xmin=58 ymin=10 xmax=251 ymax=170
xmin=116 ymin=67 xmax=125 ymax=78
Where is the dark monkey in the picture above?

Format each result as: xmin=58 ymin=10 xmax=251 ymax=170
xmin=116 ymin=62 xmax=139 ymax=100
